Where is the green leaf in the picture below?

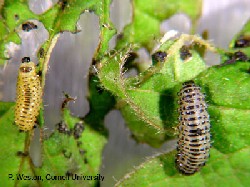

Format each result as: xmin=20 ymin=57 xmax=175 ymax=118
xmin=0 ymin=102 xmax=32 ymax=186
xmin=115 ymin=148 xmax=250 ymax=187
xmin=0 ymin=103 xmax=107 ymax=186
xmin=85 ymin=75 xmax=116 ymax=131
xmin=0 ymin=1 xmax=37 ymax=64
xmin=33 ymin=109 xmax=107 ymax=186
xmin=116 ymin=0 xmax=202 ymax=50
xmin=229 ymin=19 xmax=250 ymax=57
xmin=197 ymin=62 xmax=250 ymax=154
xmin=0 ymin=0 xmax=115 ymax=64
xmin=92 ymin=0 xmax=116 ymax=61
xmin=115 ymin=61 xmax=250 ymax=186
xmin=40 ymin=0 xmax=101 ymax=34
xmin=1 ymin=1 xmax=112 ymax=186
xmin=198 ymin=63 xmax=249 ymax=109
xmin=218 ymin=19 xmax=250 ymax=70
xmin=0 ymin=101 xmax=15 ymax=117
xmin=99 ymin=35 xmax=213 ymax=147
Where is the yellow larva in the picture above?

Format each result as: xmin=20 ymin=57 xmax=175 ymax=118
xmin=15 ymin=57 xmax=42 ymax=131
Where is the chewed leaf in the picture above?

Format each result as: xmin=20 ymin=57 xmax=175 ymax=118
xmin=0 ymin=1 xmax=37 ymax=64
xmin=35 ymin=111 xmax=107 ymax=186
xmin=0 ymin=0 xmax=114 ymax=64
xmin=99 ymin=35 xmax=214 ymax=147
xmin=230 ymin=19 xmax=250 ymax=49
xmin=114 ymin=61 xmax=250 ymax=186
xmin=116 ymin=0 xmax=202 ymax=50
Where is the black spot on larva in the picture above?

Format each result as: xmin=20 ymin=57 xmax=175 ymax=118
xmin=180 ymin=45 xmax=192 ymax=61
xmin=183 ymin=88 xmax=193 ymax=93
xmin=22 ymin=21 xmax=38 ymax=32
xmin=196 ymin=128 xmax=202 ymax=136
xmin=186 ymin=105 xmax=194 ymax=110
xmin=176 ymin=81 xmax=211 ymax=175
xmin=152 ymin=51 xmax=167 ymax=63
xmin=185 ymin=110 xmax=195 ymax=115
xmin=234 ymin=35 xmax=250 ymax=48
xmin=16 ymin=151 xmax=28 ymax=157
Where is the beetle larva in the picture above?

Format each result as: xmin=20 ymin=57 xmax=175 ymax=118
xmin=176 ymin=81 xmax=211 ymax=175
xmin=15 ymin=57 xmax=42 ymax=131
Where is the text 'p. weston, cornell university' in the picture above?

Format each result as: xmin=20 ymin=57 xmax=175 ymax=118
xmin=8 ymin=173 xmax=104 ymax=181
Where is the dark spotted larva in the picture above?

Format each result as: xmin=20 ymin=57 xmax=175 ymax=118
xmin=176 ymin=81 xmax=210 ymax=175
xmin=15 ymin=57 xmax=42 ymax=131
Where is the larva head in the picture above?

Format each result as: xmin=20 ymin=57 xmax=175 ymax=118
xmin=19 ymin=57 xmax=36 ymax=76
xmin=182 ymin=80 xmax=195 ymax=86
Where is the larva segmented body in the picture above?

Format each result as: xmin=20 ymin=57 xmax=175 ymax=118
xmin=176 ymin=81 xmax=211 ymax=175
xmin=15 ymin=58 xmax=42 ymax=131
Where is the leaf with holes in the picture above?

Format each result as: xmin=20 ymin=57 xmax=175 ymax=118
xmin=0 ymin=0 xmax=115 ymax=65
xmin=115 ymin=61 xmax=250 ymax=186
xmin=34 ymin=109 xmax=107 ymax=187
xmin=99 ymin=34 xmax=215 ymax=147
xmin=116 ymin=0 xmax=202 ymax=50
